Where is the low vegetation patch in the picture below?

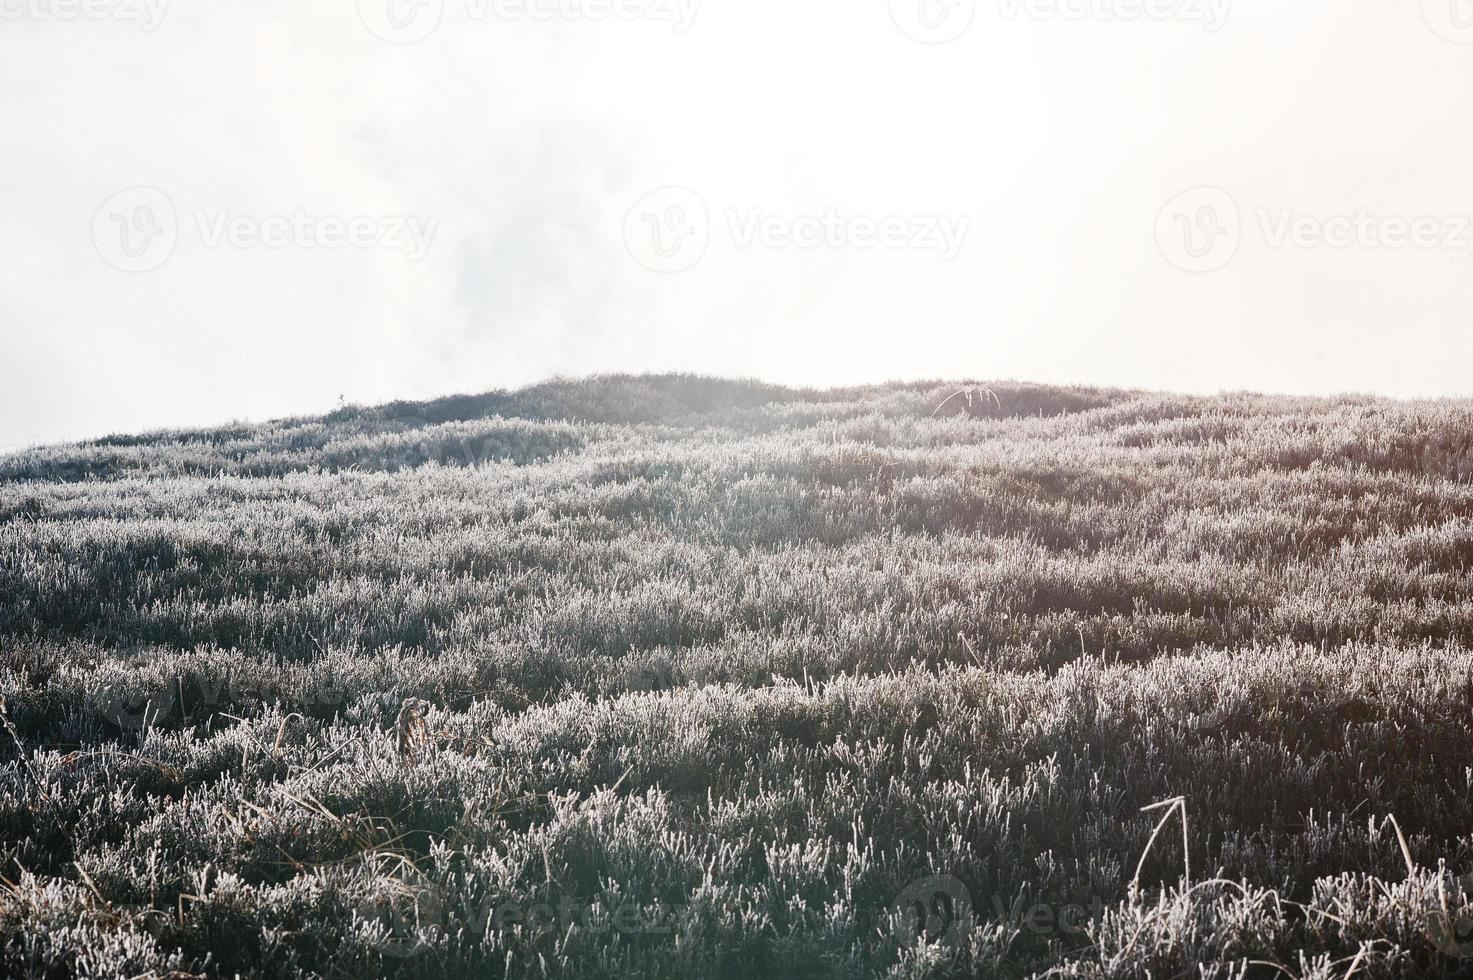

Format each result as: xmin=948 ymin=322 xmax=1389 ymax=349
xmin=3 ymin=374 xmax=1473 ymax=978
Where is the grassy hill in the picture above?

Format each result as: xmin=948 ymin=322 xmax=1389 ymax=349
xmin=5 ymin=374 xmax=1473 ymax=978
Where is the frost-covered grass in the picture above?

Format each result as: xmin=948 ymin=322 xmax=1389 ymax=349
xmin=4 ymin=374 xmax=1473 ymax=978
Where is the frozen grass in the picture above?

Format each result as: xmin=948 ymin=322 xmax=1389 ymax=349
xmin=3 ymin=374 xmax=1473 ymax=978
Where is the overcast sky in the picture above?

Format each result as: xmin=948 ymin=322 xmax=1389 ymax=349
xmin=3 ymin=0 xmax=1473 ymax=448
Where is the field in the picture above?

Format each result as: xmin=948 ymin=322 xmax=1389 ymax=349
xmin=6 ymin=374 xmax=1473 ymax=979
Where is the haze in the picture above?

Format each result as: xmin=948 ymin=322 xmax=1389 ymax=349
xmin=3 ymin=0 xmax=1472 ymax=449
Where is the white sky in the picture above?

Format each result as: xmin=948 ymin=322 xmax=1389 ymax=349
xmin=3 ymin=0 xmax=1473 ymax=448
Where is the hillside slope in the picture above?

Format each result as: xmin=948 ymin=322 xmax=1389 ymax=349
xmin=4 ymin=375 xmax=1473 ymax=978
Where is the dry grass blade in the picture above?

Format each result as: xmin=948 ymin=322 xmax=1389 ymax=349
xmin=396 ymin=698 xmax=432 ymax=766
xmin=929 ymin=385 xmax=1002 ymax=418
xmin=0 ymin=697 xmax=49 ymax=805
xmin=1383 ymin=813 xmax=1417 ymax=877
xmin=1131 ymin=796 xmax=1190 ymax=897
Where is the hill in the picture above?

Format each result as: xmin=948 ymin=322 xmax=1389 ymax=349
xmin=4 ymin=374 xmax=1473 ymax=978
